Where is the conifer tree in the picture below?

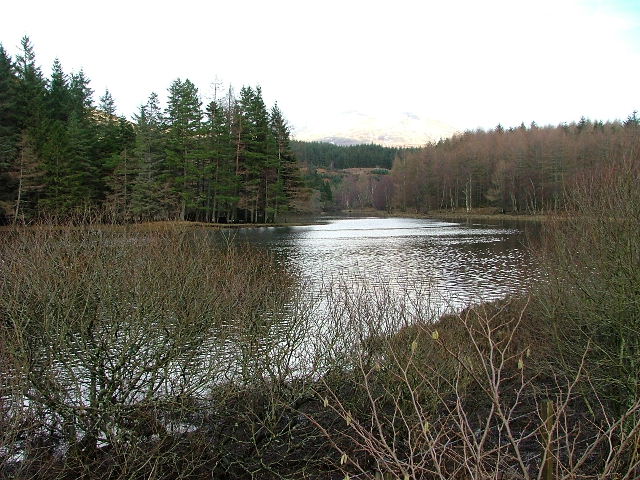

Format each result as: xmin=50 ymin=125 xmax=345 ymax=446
xmin=0 ymin=38 xmax=303 ymax=222
xmin=38 ymin=59 xmax=72 ymax=213
xmin=130 ymin=93 xmax=169 ymax=220
xmin=13 ymin=37 xmax=47 ymax=218
xmin=38 ymin=65 xmax=100 ymax=214
xmin=235 ymin=86 xmax=273 ymax=222
xmin=203 ymin=99 xmax=236 ymax=222
xmin=165 ymin=78 xmax=202 ymax=220
xmin=99 ymin=91 xmax=135 ymax=217
xmin=0 ymin=44 xmax=19 ymax=222
xmin=64 ymin=110 xmax=95 ymax=208
xmin=46 ymin=59 xmax=70 ymax=122
xmin=15 ymin=36 xmax=46 ymax=132
xmin=68 ymin=70 xmax=93 ymax=117
xmin=269 ymin=103 xmax=299 ymax=221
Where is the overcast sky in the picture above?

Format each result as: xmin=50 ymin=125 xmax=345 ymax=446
xmin=2 ymin=0 xmax=639 ymax=136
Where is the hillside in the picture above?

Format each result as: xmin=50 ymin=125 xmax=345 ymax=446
xmin=294 ymin=111 xmax=458 ymax=147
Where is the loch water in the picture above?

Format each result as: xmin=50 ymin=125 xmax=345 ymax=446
xmin=225 ymin=216 xmax=539 ymax=316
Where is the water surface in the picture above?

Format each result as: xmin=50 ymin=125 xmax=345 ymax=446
xmin=228 ymin=216 xmax=538 ymax=314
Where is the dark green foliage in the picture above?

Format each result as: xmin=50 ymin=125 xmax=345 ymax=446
xmin=0 ymin=44 xmax=19 ymax=222
xmin=46 ymin=59 xmax=70 ymax=122
xmin=165 ymin=78 xmax=202 ymax=220
xmin=68 ymin=69 xmax=93 ymax=116
xmin=0 ymin=38 xmax=302 ymax=223
xmin=234 ymin=86 xmax=273 ymax=222
xmin=202 ymin=99 xmax=237 ymax=222
xmin=130 ymin=92 xmax=171 ymax=220
xmin=291 ymin=140 xmax=416 ymax=170
xmin=6 ymin=37 xmax=48 ymax=221
xmin=269 ymin=103 xmax=299 ymax=221
xmin=14 ymin=36 xmax=46 ymax=132
xmin=304 ymin=169 xmax=337 ymax=209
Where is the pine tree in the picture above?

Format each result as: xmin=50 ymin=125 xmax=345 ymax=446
xmin=37 ymin=64 xmax=101 ymax=215
xmin=102 ymin=117 xmax=135 ymax=218
xmin=0 ymin=44 xmax=19 ymax=222
xmin=15 ymin=36 xmax=46 ymax=132
xmin=68 ymin=69 xmax=93 ymax=117
xmin=38 ymin=114 xmax=69 ymax=212
xmin=202 ymin=99 xmax=236 ymax=222
xmin=269 ymin=103 xmax=300 ymax=222
xmin=14 ymin=37 xmax=47 ymax=218
xmin=47 ymin=59 xmax=70 ymax=122
xmin=97 ymin=90 xmax=135 ymax=216
xmin=1 ymin=39 xmax=303 ymax=223
xmin=165 ymin=78 xmax=202 ymax=220
xmin=235 ymin=86 xmax=273 ymax=222
xmin=130 ymin=93 xmax=170 ymax=220
xmin=65 ymin=110 xmax=95 ymax=209
xmin=38 ymin=59 xmax=72 ymax=214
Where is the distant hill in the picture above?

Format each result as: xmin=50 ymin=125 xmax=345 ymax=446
xmin=291 ymin=141 xmax=419 ymax=170
xmin=293 ymin=111 xmax=458 ymax=147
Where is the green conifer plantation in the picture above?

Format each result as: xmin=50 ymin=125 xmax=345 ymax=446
xmin=0 ymin=37 xmax=302 ymax=224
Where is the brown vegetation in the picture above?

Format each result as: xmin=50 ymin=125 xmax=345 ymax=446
xmin=389 ymin=117 xmax=640 ymax=215
xmin=1 ymin=149 xmax=638 ymax=478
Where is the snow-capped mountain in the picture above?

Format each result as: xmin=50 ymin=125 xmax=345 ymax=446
xmin=293 ymin=111 xmax=459 ymax=147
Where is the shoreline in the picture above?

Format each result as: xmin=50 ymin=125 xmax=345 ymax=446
xmin=0 ymin=209 xmax=550 ymax=232
xmin=0 ymin=218 xmax=321 ymax=233
xmin=326 ymin=208 xmax=550 ymax=223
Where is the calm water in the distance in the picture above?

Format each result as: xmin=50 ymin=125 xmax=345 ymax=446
xmin=228 ymin=216 xmax=538 ymax=314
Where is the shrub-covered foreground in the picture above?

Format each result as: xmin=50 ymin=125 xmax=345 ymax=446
xmin=1 ymin=157 xmax=639 ymax=479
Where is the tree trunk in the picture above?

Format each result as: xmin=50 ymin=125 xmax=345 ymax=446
xmin=14 ymin=148 xmax=24 ymax=225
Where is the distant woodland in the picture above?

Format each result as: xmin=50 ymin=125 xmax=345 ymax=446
xmin=389 ymin=118 xmax=640 ymax=213
xmin=298 ymin=118 xmax=640 ymax=214
xmin=0 ymin=37 xmax=301 ymax=224
xmin=291 ymin=141 xmax=419 ymax=170
xmin=1 ymin=36 xmax=638 ymax=224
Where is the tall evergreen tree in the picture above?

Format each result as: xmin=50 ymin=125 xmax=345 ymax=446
xmin=165 ymin=78 xmax=202 ymax=220
xmin=0 ymin=44 xmax=19 ymax=222
xmin=38 ymin=65 xmax=101 ymax=214
xmin=64 ymin=110 xmax=95 ymax=209
xmin=13 ymin=37 xmax=47 ymax=219
xmin=235 ymin=86 xmax=273 ymax=222
xmin=68 ymin=69 xmax=93 ymax=117
xmin=99 ymin=90 xmax=135 ymax=216
xmin=15 ymin=36 xmax=46 ymax=132
xmin=38 ymin=59 xmax=73 ymax=214
xmin=46 ymin=59 xmax=70 ymax=122
xmin=268 ymin=103 xmax=299 ymax=221
xmin=0 ymin=38 xmax=302 ymax=222
xmin=202 ymin=99 xmax=236 ymax=222
xmin=130 ymin=93 xmax=169 ymax=220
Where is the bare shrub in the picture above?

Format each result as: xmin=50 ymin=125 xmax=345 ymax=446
xmin=312 ymin=296 xmax=639 ymax=479
xmin=3 ymin=156 xmax=639 ymax=480
xmin=305 ymin=152 xmax=640 ymax=480
xmin=535 ymin=154 xmax=640 ymax=416
xmin=0 ymin=226 xmax=326 ymax=478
